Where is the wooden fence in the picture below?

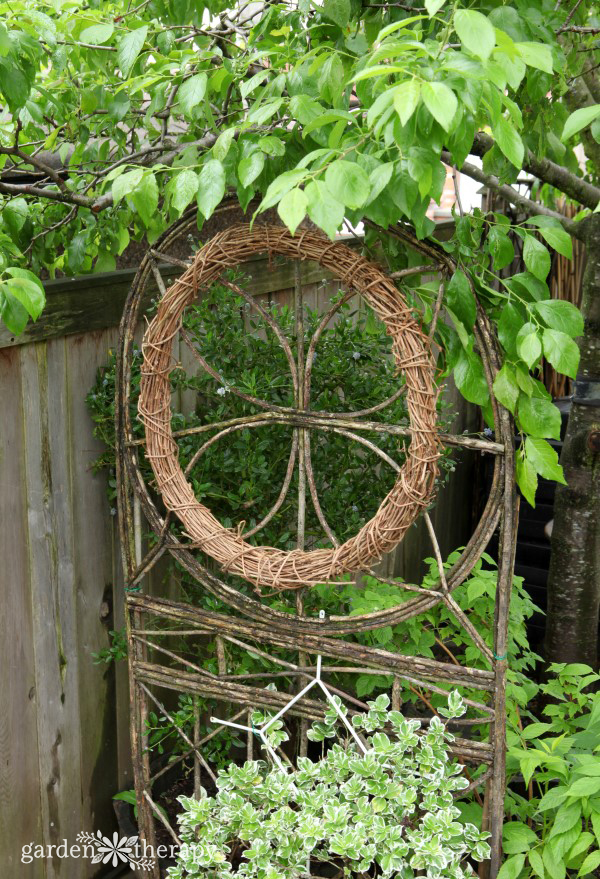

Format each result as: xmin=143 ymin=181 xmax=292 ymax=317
xmin=0 ymin=252 xmax=477 ymax=877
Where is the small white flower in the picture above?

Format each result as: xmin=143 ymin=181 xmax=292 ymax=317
xmin=216 ymin=386 xmax=228 ymax=396
xmin=352 ymin=351 xmax=361 ymax=360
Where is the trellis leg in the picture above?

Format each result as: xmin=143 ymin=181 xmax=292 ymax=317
xmin=116 ymin=283 xmax=161 ymax=877
xmin=119 ymin=485 xmax=160 ymax=876
xmin=489 ymin=459 xmax=519 ymax=878
xmin=133 ymin=493 xmax=160 ymax=874
xmin=193 ymin=699 xmax=201 ymax=799
xmin=247 ymin=709 xmax=253 ymax=762
xmin=294 ymin=262 xmax=309 ymax=759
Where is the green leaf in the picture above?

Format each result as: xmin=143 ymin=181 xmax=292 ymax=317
xmin=305 ymin=180 xmax=344 ymax=239
xmin=421 ymin=82 xmax=458 ymax=131
xmin=168 ymin=169 xmax=199 ymax=215
xmin=567 ymin=776 xmax=600 ymax=798
xmin=494 ymin=116 xmax=524 ymax=168
xmin=425 ymin=0 xmax=446 ymax=15
xmin=213 ymin=128 xmax=236 ymax=162
xmin=259 ymin=169 xmax=307 ymax=211
xmin=367 ymin=163 xmax=394 ymax=204
xmin=393 ymin=80 xmax=421 ymax=126
xmin=523 ymin=235 xmax=551 ymax=281
xmin=246 ymin=98 xmax=283 ymax=125
xmin=1 ymin=278 xmax=44 ymax=322
xmin=322 ymin=0 xmax=350 ymax=28
xmin=543 ymin=848 xmax=566 ymax=879
xmin=277 ymin=188 xmax=307 ymax=235
xmin=0 ymin=288 xmax=29 ymax=335
xmin=498 ymin=303 xmax=524 ymax=357
xmin=117 ymin=26 xmax=148 ymax=77
xmin=527 ymin=217 xmax=573 ymax=259
xmin=454 ymin=10 xmax=496 ymax=61
xmin=516 ymin=323 xmax=542 ymax=367
xmin=549 ymin=802 xmax=583 ymax=838
xmin=561 ymin=105 xmax=600 ymax=141
xmin=498 ymin=854 xmax=526 ymax=879
xmin=579 ymin=850 xmax=600 ymax=877
xmin=132 ymin=172 xmax=158 ymax=225
xmin=503 ymin=822 xmax=539 ymax=855
xmin=525 ymin=437 xmax=566 ymax=484
xmin=488 ymin=227 xmax=515 ymax=270
xmin=112 ymin=168 xmax=144 ymax=205
xmin=542 ymin=329 xmax=580 ymax=379
xmin=80 ymin=23 xmax=114 ymax=44
xmin=538 ymin=786 xmax=568 ymax=812
xmin=493 ymin=364 xmax=519 ymax=414
xmin=446 ymin=269 xmax=475 ymax=329
xmin=290 ymin=94 xmax=324 ymax=126
xmin=516 ymin=42 xmax=553 ymax=74
xmin=518 ymin=395 xmax=562 ymax=440
xmin=324 ymin=160 xmax=371 ymax=210
xmin=0 ymin=61 xmax=31 ymax=111
xmin=529 ymin=850 xmax=545 ymax=879
xmin=454 ymin=348 xmax=489 ymax=405
xmin=3 ymin=268 xmax=45 ymax=320
xmin=533 ymin=300 xmax=584 ymax=337
xmin=516 ymin=452 xmax=538 ymax=507
xmin=238 ymin=152 xmax=265 ymax=188
xmin=178 ymin=73 xmax=208 ymax=119
xmin=197 ymin=159 xmax=225 ymax=219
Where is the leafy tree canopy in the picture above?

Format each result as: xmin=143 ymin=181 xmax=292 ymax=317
xmin=0 ymin=0 xmax=599 ymax=503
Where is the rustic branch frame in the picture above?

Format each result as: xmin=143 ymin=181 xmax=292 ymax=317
xmin=115 ymin=208 xmax=516 ymax=879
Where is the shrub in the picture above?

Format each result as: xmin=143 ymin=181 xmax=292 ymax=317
xmin=167 ymin=692 xmax=490 ymax=879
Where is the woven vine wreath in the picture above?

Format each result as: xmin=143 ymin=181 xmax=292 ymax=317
xmin=138 ymin=224 xmax=440 ymax=592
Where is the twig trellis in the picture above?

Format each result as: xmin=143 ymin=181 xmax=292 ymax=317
xmin=115 ymin=209 xmax=517 ymax=879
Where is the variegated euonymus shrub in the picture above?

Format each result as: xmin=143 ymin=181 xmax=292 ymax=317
xmin=167 ymin=692 xmax=490 ymax=879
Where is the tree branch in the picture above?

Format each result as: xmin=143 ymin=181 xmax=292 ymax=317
xmin=470 ymin=132 xmax=600 ymax=210
xmin=442 ymin=151 xmax=586 ymax=239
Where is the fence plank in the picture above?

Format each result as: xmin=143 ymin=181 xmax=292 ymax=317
xmin=21 ymin=340 xmax=83 ymax=879
xmin=0 ymin=347 xmax=45 ymax=877
xmin=65 ymin=328 xmax=124 ymax=844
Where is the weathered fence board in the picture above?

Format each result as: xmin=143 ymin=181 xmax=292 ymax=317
xmin=0 ymin=348 xmax=45 ymax=877
xmin=0 ymin=247 xmax=478 ymax=877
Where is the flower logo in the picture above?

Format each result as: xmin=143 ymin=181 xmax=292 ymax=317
xmin=77 ymin=831 xmax=155 ymax=871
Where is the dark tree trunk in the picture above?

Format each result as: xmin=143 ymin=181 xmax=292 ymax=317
xmin=545 ymin=213 xmax=600 ymax=667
